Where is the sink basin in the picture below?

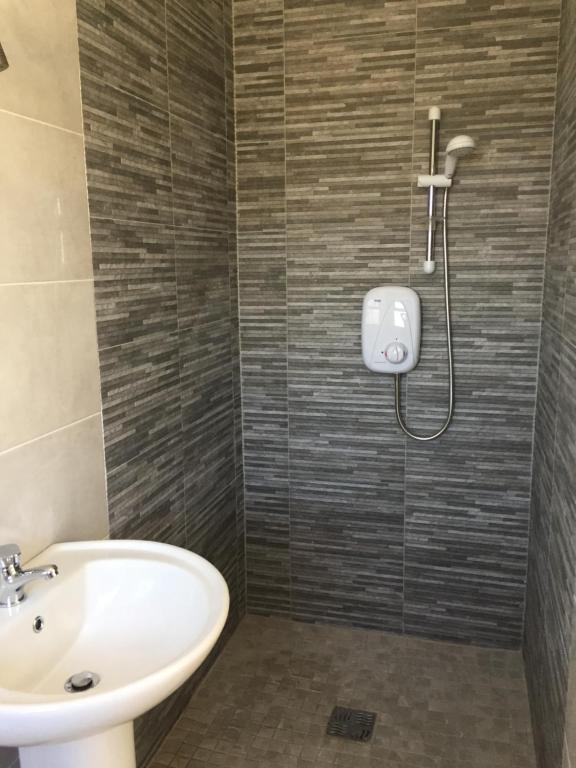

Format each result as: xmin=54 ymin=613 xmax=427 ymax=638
xmin=0 ymin=540 xmax=229 ymax=768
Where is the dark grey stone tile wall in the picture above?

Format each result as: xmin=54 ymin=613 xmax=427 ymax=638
xmin=76 ymin=0 xmax=244 ymax=763
xmin=524 ymin=0 xmax=576 ymax=765
xmin=234 ymin=0 xmax=291 ymax=614
xmin=234 ymin=0 xmax=560 ymax=648
xmin=404 ymin=1 xmax=559 ymax=648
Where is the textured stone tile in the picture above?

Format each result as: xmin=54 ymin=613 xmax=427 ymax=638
xmin=285 ymin=31 xmax=415 ymax=145
xmin=236 ymin=141 xmax=286 ymax=232
xmin=179 ymin=318 xmax=235 ymax=483
xmin=111 ymin=480 xmax=186 ymax=547
xmin=403 ymin=219 xmax=542 ymax=646
xmin=530 ymin=321 xmax=562 ymax=541
xmin=99 ymin=332 xmax=181 ymax=466
xmin=246 ymin=506 xmax=291 ymax=615
xmin=81 ymin=72 xmax=173 ymax=224
xmin=236 ymin=125 xmax=290 ymax=616
xmin=171 ymin=114 xmax=228 ymax=230
xmin=78 ymin=0 xmax=244 ymax=763
xmin=523 ymin=1 xmax=576 ymax=766
xmin=541 ymin=154 xmax=576 ymax=333
xmin=233 ymin=0 xmax=285 ymax=143
xmin=225 ymin=0 xmax=236 ymax=142
xmin=91 ymin=218 xmax=177 ymax=349
xmin=238 ymin=231 xmax=287 ymax=349
xmin=286 ymin=226 xmax=407 ymax=629
xmin=290 ymin=497 xmax=404 ymax=630
xmin=417 ymin=0 xmax=560 ymax=31
xmin=224 ymin=0 xmax=246 ymax=619
xmin=564 ymin=225 xmax=576 ymax=347
xmin=167 ymin=0 xmax=225 ymax=130
xmin=546 ymin=339 xmax=576 ymax=641
xmin=172 ymin=0 xmax=224 ymax=32
xmin=152 ymin=616 xmax=536 ymax=767
xmin=77 ymin=0 xmax=169 ymax=108
xmin=412 ymin=21 xmax=559 ymax=232
xmin=402 ymin=3 xmax=558 ymax=650
xmin=238 ymin=229 xmax=288 ymax=613
xmin=246 ymin=517 xmax=289 ymax=600
xmin=99 ymin=332 xmax=184 ymax=534
xmin=235 ymin=0 xmax=559 ymax=645
xmin=284 ymin=0 xmax=415 ymax=41
xmin=558 ymin=0 xmax=576 ymax=352
xmin=285 ymin=28 xmax=415 ymax=228
xmin=270 ymin=8 xmax=415 ymax=627
xmin=185 ymin=481 xmax=244 ymax=626
xmin=175 ymin=228 xmax=230 ymax=331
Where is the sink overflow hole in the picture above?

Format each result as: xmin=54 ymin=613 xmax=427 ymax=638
xmin=64 ymin=671 xmax=101 ymax=693
xmin=32 ymin=616 xmax=44 ymax=633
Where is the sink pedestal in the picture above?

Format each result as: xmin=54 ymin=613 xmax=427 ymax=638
xmin=19 ymin=722 xmax=136 ymax=768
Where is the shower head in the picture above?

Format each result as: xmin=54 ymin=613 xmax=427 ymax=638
xmin=444 ymin=135 xmax=476 ymax=179
xmin=0 ymin=43 xmax=9 ymax=72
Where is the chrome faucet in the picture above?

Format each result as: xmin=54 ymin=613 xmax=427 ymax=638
xmin=0 ymin=544 xmax=58 ymax=608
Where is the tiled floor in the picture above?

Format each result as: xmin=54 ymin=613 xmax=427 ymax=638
xmin=150 ymin=616 xmax=536 ymax=768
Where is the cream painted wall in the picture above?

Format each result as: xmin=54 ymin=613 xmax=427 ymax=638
xmin=0 ymin=0 xmax=108 ymax=563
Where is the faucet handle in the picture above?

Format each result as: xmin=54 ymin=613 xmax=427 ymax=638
xmin=0 ymin=544 xmax=22 ymax=570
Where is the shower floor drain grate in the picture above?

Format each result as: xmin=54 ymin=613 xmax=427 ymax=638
xmin=326 ymin=706 xmax=376 ymax=742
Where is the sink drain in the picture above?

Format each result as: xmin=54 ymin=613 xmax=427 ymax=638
xmin=64 ymin=671 xmax=100 ymax=693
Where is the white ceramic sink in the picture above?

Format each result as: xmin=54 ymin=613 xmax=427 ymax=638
xmin=0 ymin=540 xmax=229 ymax=768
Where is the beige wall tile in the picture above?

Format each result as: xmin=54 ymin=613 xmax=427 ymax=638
xmin=0 ymin=281 xmax=102 ymax=453
xmin=0 ymin=0 xmax=83 ymax=131
xmin=0 ymin=112 xmax=92 ymax=284
xmin=0 ymin=415 xmax=108 ymax=562
xmin=0 ymin=0 xmax=109 ymax=607
xmin=564 ymin=633 xmax=576 ymax=768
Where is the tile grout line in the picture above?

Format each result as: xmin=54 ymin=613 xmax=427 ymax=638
xmin=88 ymin=213 xmax=230 ymax=234
xmin=0 ymin=412 xmax=103 ymax=458
xmin=0 ymin=105 xmax=84 ymax=136
xmin=0 ymin=278 xmax=94 ymax=288
xmin=163 ymin=0 xmax=189 ymax=549
xmin=223 ymin=0 xmax=245 ymax=615
xmin=76 ymin=5 xmax=111 ymax=538
xmin=82 ymin=68 xmax=228 ymax=149
xmin=520 ymin=0 xmax=564 ymax=652
xmin=230 ymin=0 xmax=250 ymax=612
xmin=282 ymin=0 xmax=293 ymax=618
xmin=400 ymin=0 xmax=420 ymax=636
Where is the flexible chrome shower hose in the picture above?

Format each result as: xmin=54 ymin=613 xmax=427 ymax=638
xmin=394 ymin=187 xmax=454 ymax=441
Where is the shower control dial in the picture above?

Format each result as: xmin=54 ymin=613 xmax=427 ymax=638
xmin=384 ymin=342 xmax=408 ymax=364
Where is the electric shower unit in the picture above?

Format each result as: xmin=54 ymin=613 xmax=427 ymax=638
xmin=362 ymin=107 xmax=476 ymax=441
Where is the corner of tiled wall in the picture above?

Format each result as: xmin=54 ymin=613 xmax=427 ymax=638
xmin=76 ymin=0 xmax=245 ymax=762
xmin=524 ymin=0 xmax=576 ymax=763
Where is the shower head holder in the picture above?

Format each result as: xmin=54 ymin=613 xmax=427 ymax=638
xmin=417 ymin=174 xmax=452 ymax=188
